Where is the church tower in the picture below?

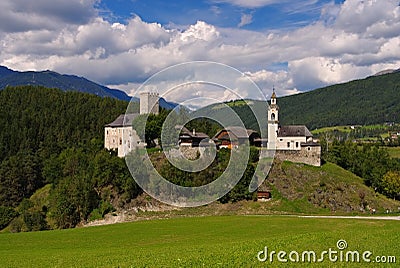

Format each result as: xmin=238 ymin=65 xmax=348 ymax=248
xmin=267 ymin=88 xmax=279 ymax=149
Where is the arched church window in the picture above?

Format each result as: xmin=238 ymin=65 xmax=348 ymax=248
xmin=271 ymin=113 xmax=275 ymax=121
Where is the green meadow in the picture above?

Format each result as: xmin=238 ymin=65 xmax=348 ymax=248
xmin=0 ymin=215 xmax=398 ymax=267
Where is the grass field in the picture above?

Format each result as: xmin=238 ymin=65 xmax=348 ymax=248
xmin=0 ymin=215 xmax=398 ymax=267
xmin=312 ymin=125 xmax=353 ymax=134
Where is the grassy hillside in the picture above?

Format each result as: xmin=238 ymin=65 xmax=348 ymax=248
xmin=0 ymin=215 xmax=398 ymax=267
xmin=195 ymin=72 xmax=400 ymax=130
xmin=262 ymin=161 xmax=399 ymax=214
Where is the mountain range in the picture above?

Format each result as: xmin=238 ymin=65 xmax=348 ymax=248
xmin=0 ymin=66 xmax=176 ymax=110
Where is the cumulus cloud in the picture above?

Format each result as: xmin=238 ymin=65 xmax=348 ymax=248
xmin=288 ymin=57 xmax=371 ymax=90
xmin=1 ymin=0 xmax=400 ymax=101
xmin=244 ymin=69 xmax=300 ymax=97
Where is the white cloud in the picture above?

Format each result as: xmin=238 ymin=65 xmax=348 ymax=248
xmin=288 ymin=57 xmax=370 ymax=90
xmin=244 ymin=69 xmax=300 ymax=97
xmin=334 ymin=0 xmax=400 ymax=36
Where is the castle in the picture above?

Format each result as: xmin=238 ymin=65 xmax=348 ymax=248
xmin=104 ymin=92 xmax=159 ymax=157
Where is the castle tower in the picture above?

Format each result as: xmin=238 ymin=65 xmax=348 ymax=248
xmin=140 ymin=92 xmax=159 ymax=115
xmin=267 ymin=88 xmax=279 ymax=149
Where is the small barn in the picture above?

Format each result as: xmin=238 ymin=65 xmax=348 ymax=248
xmin=213 ymin=127 xmax=260 ymax=149
xmin=178 ymin=126 xmax=210 ymax=147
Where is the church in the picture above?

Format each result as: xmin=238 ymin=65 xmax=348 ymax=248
xmin=266 ymin=89 xmax=321 ymax=166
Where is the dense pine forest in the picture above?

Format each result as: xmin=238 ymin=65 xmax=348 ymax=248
xmin=0 ymin=86 xmax=141 ymax=231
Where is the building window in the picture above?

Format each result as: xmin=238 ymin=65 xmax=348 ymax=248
xmin=287 ymin=142 xmax=290 ymax=148
xmin=280 ymin=139 xmax=283 ymax=142
xmin=271 ymin=113 xmax=275 ymax=121
xmin=296 ymin=142 xmax=299 ymax=148
xmin=308 ymin=147 xmax=311 ymax=151
xmin=119 ymin=138 xmax=122 ymax=145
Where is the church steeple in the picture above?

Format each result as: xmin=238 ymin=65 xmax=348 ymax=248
xmin=267 ymin=87 xmax=279 ymax=150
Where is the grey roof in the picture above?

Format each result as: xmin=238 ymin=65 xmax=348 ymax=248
xmin=278 ymin=125 xmax=313 ymax=138
xmin=178 ymin=126 xmax=210 ymax=139
xmin=105 ymin=113 xmax=139 ymax=127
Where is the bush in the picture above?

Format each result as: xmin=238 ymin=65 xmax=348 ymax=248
xmin=0 ymin=206 xmax=18 ymax=230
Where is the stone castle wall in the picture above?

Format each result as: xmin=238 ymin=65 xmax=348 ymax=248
xmin=275 ymin=146 xmax=321 ymax=167
xmin=165 ymin=146 xmax=207 ymax=160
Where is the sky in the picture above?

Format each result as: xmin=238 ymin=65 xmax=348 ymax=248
xmin=0 ymin=0 xmax=399 ymax=105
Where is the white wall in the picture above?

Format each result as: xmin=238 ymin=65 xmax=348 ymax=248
xmin=105 ymin=126 xmax=144 ymax=157
xmin=276 ymin=136 xmax=307 ymax=150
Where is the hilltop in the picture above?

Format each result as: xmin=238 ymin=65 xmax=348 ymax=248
xmin=261 ymin=160 xmax=399 ymax=214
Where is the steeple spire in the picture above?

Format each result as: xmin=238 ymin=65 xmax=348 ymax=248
xmin=267 ymin=86 xmax=279 ymax=150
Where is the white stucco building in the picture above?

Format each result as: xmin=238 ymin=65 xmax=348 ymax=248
xmin=104 ymin=114 xmax=144 ymax=157
xmin=104 ymin=92 xmax=159 ymax=157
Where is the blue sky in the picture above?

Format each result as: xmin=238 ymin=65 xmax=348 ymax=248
xmin=0 ymin=0 xmax=399 ymax=104
xmin=99 ymin=0 xmax=344 ymax=30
